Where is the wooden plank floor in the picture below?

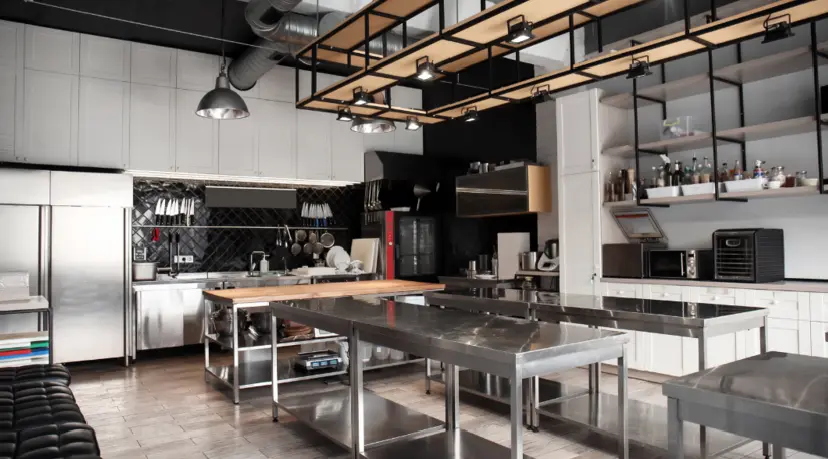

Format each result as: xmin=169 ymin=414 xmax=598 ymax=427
xmin=67 ymin=352 xmax=777 ymax=459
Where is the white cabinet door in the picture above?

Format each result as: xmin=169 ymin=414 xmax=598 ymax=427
xmin=129 ymin=83 xmax=175 ymax=172
xmin=746 ymin=290 xmax=809 ymax=321
xmin=79 ymin=35 xmax=130 ymax=81
xmin=78 ymin=77 xmax=129 ymax=169
xmin=0 ymin=21 xmax=22 ymax=161
xmin=810 ymin=293 xmax=828 ymax=322
xmin=24 ymin=26 xmax=79 ymax=75
xmin=177 ymin=51 xmax=219 ymax=91
xmin=556 ymin=90 xmax=597 ymax=175
xmin=218 ymin=113 xmax=258 ymax=177
xmin=603 ymin=282 xmax=641 ymax=298
xmin=809 ymin=322 xmax=828 ymax=357
xmin=391 ymin=86 xmax=422 ymax=109
xmin=649 ymin=334 xmax=684 ymax=376
xmin=296 ymin=109 xmax=332 ymax=180
xmin=257 ymin=65 xmax=295 ymax=102
xmin=131 ymin=43 xmax=176 ymax=87
xmin=257 ymin=100 xmax=297 ymax=179
xmin=767 ymin=318 xmax=811 ymax=355
xmin=331 ymin=118 xmax=364 ymax=182
xmin=175 ymin=89 xmax=219 ymax=174
xmin=21 ymin=69 xmax=78 ymax=166
xmin=559 ymin=172 xmax=600 ymax=295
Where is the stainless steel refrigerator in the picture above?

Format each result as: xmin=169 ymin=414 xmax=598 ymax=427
xmin=0 ymin=169 xmax=132 ymax=363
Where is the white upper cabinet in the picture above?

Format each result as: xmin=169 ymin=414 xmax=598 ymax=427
xmin=21 ymin=69 xmax=78 ymax=166
xmin=80 ymin=35 xmax=130 ymax=81
xmin=331 ymin=118 xmax=364 ymax=182
xmin=175 ymin=89 xmax=219 ymax=174
xmin=24 ymin=25 xmax=79 ymax=75
xmin=258 ymin=65 xmax=295 ymax=102
xmin=0 ymin=21 xmax=22 ymax=160
xmin=557 ymin=90 xmax=597 ymax=175
xmin=257 ymin=100 xmax=297 ymax=179
xmin=78 ymin=77 xmax=129 ymax=169
xmin=297 ymin=109 xmax=332 ymax=180
xmin=176 ymin=50 xmax=219 ymax=91
xmin=363 ymin=129 xmax=396 ymax=153
xmin=390 ymin=86 xmax=422 ymax=110
xmin=131 ymin=43 xmax=176 ymax=87
xmin=129 ymin=83 xmax=175 ymax=172
xmin=218 ymin=112 xmax=258 ymax=177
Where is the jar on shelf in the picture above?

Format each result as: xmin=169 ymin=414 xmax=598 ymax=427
xmin=796 ymin=171 xmax=808 ymax=186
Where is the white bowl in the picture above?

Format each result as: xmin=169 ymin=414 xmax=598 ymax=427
xmin=680 ymin=182 xmax=715 ymax=196
xmin=646 ymin=186 xmax=680 ymax=199
xmin=724 ymin=178 xmax=766 ymax=193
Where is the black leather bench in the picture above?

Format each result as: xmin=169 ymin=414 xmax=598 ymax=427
xmin=0 ymin=365 xmax=100 ymax=459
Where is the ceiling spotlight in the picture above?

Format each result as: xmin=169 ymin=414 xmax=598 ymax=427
xmin=625 ymin=56 xmax=652 ymax=79
xmin=351 ymin=117 xmax=396 ymax=134
xmin=461 ymin=106 xmax=479 ymax=123
xmin=531 ymin=84 xmax=554 ymax=104
xmin=506 ymin=15 xmax=535 ymax=45
xmin=415 ymin=56 xmax=438 ymax=81
xmin=762 ymin=13 xmax=794 ymax=44
xmin=405 ymin=116 xmax=422 ymax=131
xmin=336 ymin=107 xmax=354 ymax=122
xmin=353 ymin=87 xmax=372 ymax=106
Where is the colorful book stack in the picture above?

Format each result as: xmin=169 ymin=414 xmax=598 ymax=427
xmin=0 ymin=332 xmax=49 ymax=368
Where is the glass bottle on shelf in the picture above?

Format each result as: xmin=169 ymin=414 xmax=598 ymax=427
xmin=657 ymin=165 xmax=666 ymax=187
xmin=604 ymin=173 xmax=615 ymax=202
xmin=731 ymin=160 xmax=744 ymax=181
xmin=690 ymin=156 xmax=700 ymax=184
xmin=718 ymin=162 xmax=730 ymax=183
xmin=701 ymin=157 xmax=712 ymax=183
xmin=753 ymin=160 xmax=767 ymax=179
xmin=671 ymin=161 xmax=684 ymax=187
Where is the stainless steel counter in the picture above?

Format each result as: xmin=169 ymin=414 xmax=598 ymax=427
xmin=269 ymin=297 xmax=631 ymax=459
xmin=423 ymin=288 xmax=771 ymax=458
xmin=602 ymin=276 xmax=828 ymax=293
xmin=133 ymin=272 xmax=370 ymax=290
xmin=664 ymin=352 xmax=828 ymax=458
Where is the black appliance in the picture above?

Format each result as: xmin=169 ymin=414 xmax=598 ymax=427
xmin=648 ymin=249 xmax=714 ymax=280
xmin=713 ymin=229 xmax=785 ymax=283
xmin=362 ymin=211 xmax=439 ymax=282
xmin=602 ymin=243 xmax=665 ymax=278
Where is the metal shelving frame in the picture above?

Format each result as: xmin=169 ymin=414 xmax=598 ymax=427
xmin=631 ymin=1 xmax=827 ymax=208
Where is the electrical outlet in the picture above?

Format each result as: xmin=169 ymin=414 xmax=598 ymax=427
xmin=174 ymin=255 xmax=194 ymax=264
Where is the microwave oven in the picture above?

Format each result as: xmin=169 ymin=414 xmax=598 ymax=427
xmin=648 ymin=249 xmax=714 ymax=280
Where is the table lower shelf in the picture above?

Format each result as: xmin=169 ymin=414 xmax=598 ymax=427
xmin=362 ymin=429 xmax=531 ymax=459
xmin=278 ymin=388 xmax=444 ymax=451
xmin=207 ymin=355 xmax=424 ymax=388
xmin=429 ymin=369 xmax=582 ymax=404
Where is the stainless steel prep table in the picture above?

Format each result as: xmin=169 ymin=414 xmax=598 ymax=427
xmin=424 ymin=288 xmax=770 ymax=457
xmin=664 ymin=352 xmax=828 ymax=459
xmin=269 ymin=297 xmax=631 ymax=459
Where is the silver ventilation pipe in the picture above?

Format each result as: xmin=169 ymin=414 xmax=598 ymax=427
xmin=229 ymin=1 xmax=410 ymax=91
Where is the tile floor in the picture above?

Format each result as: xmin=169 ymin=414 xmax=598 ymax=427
xmin=66 ymin=353 xmax=810 ymax=459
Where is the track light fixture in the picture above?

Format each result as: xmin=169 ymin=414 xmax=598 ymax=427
xmin=415 ymin=56 xmax=439 ymax=81
xmin=352 ymin=87 xmax=372 ymax=106
xmin=336 ymin=106 xmax=353 ymax=122
xmin=531 ymin=84 xmax=554 ymax=104
xmin=625 ymin=55 xmax=652 ymax=79
xmin=506 ymin=15 xmax=535 ymax=44
xmin=762 ymin=13 xmax=794 ymax=44
xmin=461 ymin=106 xmax=479 ymax=123
xmin=405 ymin=116 xmax=422 ymax=131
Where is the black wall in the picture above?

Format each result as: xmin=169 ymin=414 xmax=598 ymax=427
xmin=422 ymin=58 xmax=539 ymax=275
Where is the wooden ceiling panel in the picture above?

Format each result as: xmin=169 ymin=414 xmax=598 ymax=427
xmin=437 ymin=97 xmax=509 ymax=118
xmin=577 ymin=34 xmax=704 ymax=76
xmin=695 ymin=0 xmax=828 ymax=44
xmin=380 ymin=40 xmax=474 ymax=77
xmin=377 ymin=110 xmax=443 ymax=124
xmin=374 ymin=0 xmax=436 ymax=17
xmin=500 ymin=73 xmax=591 ymax=99
xmin=322 ymin=74 xmax=398 ymax=101
xmin=584 ymin=0 xmax=646 ymax=17
xmin=452 ymin=0 xmax=589 ymax=44
xmin=439 ymin=46 xmax=511 ymax=72
xmin=305 ymin=100 xmax=381 ymax=116
xmin=322 ymin=15 xmax=396 ymax=51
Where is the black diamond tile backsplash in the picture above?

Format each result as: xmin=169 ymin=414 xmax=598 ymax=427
xmin=132 ymin=179 xmax=362 ymax=273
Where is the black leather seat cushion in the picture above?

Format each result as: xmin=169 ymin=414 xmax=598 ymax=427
xmin=0 ymin=431 xmax=15 ymax=459
xmin=0 ymin=367 xmax=70 ymax=388
xmin=15 ymin=423 xmax=100 ymax=459
xmin=0 ymin=385 xmax=12 ymax=431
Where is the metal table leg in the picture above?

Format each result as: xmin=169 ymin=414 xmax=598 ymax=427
xmin=772 ymin=444 xmax=785 ymax=459
xmin=47 ymin=308 xmax=53 ymax=365
xmin=204 ymin=300 xmax=211 ymax=382
xmin=668 ymin=397 xmax=685 ymax=459
xmin=699 ymin=335 xmax=707 ymax=458
xmin=618 ymin=346 xmax=629 ymax=459
xmin=350 ymin=325 xmax=365 ymax=459
xmin=271 ymin=311 xmax=279 ymax=422
xmin=425 ymin=358 xmax=432 ymax=395
xmin=510 ymin=369 xmax=524 ymax=459
xmin=232 ymin=304 xmax=240 ymax=405
xmin=760 ymin=323 xmax=770 ymax=459
xmin=445 ymin=363 xmax=459 ymax=432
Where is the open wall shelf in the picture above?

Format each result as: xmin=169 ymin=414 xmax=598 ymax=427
xmin=604 ymin=185 xmax=824 ymax=207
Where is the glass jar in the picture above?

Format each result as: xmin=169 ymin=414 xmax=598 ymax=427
xmin=796 ymin=171 xmax=808 ymax=186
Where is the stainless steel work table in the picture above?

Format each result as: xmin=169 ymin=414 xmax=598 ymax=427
xmin=424 ymin=288 xmax=771 ymax=458
xmin=664 ymin=351 xmax=828 ymax=459
xmin=269 ymin=297 xmax=630 ymax=459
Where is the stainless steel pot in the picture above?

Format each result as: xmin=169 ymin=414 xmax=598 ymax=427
xmin=519 ymin=252 xmax=538 ymax=271
xmin=132 ymin=262 xmax=158 ymax=281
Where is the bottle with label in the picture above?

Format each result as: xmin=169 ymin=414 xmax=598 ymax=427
xmin=690 ymin=156 xmax=700 ymax=184
xmin=718 ymin=162 xmax=730 ymax=183
xmin=701 ymin=157 xmax=712 ymax=183
xmin=671 ymin=161 xmax=684 ymax=187
xmin=753 ymin=160 xmax=767 ymax=179
xmin=657 ymin=165 xmax=666 ymax=187
xmin=731 ymin=160 xmax=744 ymax=181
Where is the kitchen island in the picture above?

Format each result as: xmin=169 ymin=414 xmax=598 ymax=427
xmin=424 ymin=288 xmax=770 ymax=458
xmin=269 ymin=296 xmax=630 ymax=459
xmin=202 ymin=279 xmax=444 ymax=403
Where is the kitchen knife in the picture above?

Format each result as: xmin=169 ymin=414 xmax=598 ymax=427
xmin=154 ymin=199 xmax=162 ymax=225
xmin=189 ymin=199 xmax=195 ymax=226
xmin=159 ymin=198 xmax=167 ymax=226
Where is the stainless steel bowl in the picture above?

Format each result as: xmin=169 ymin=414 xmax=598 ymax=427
xmin=519 ymin=252 xmax=538 ymax=271
xmin=132 ymin=262 xmax=158 ymax=281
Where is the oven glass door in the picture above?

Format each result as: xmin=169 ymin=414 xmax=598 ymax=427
xmin=649 ymin=251 xmax=687 ymax=278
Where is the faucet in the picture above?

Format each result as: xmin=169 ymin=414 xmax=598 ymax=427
xmin=249 ymin=251 xmax=266 ymax=276
xmin=281 ymin=257 xmax=289 ymax=274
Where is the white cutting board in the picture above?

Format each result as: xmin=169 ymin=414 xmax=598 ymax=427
xmin=350 ymin=238 xmax=380 ymax=273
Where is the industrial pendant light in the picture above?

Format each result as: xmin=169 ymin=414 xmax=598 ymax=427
xmin=352 ymin=87 xmax=373 ymax=106
xmin=506 ymin=15 xmax=534 ymax=44
xmin=531 ymin=84 xmax=553 ymax=104
xmin=405 ymin=116 xmax=422 ymax=131
xmin=415 ymin=57 xmax=438 ymax=81
xmin=336 ymin=106 xmax=354 ymax=122
xmin=461 ymin=106 xmax=479 ymax=122
xmin=762 ymin=14 xmax=794 ymax=44
xmin=196 ymin=0 xmax=249 ymax=120
xmin=351 ymin=117 xmax=396 ymax=134
xmin=625 ymin=55 xmax=652 ymax=79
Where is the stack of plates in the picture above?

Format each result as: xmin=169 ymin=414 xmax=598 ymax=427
xmin=326 ymin=246 xmax=351 ymax=270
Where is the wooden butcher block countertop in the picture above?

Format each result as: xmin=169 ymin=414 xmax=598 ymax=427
xmin=203 ymin=279 xmax=445 ymax=305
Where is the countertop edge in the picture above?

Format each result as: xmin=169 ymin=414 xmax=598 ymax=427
xmin=601 ymin=277 xmax=828 ymax=293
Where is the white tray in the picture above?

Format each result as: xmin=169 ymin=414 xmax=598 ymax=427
xmin=680 ymin=182 xmax=716 ymax=196
xmin=724 ymin=177 xmax=766 ymax=193
xmin=646 ymin=186 xmax=680 ymax=199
